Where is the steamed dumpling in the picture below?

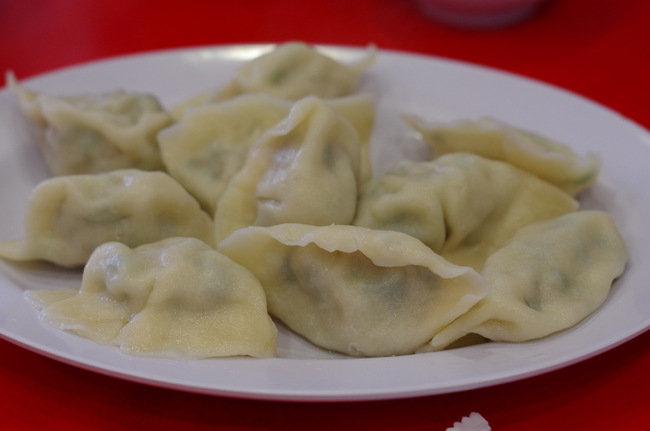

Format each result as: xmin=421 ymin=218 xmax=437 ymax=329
xmin=404 ymin=116 xmax=600 ymax=196
xmin=26 ymin=237 xmax=277 ymax=358
xmin=353 ymin=153 xmax=578 ymax=271
xmin=171 ymin=41 xmax=376 ymax=118
xmin=218 ymin=223 xmax=488 ymax=357
xmin=0 ymin=170 xmax=214 ymax=267
xmin=424 ymin=211 xmax=628 ymax=351
xmin=327 ymin=94 xmax=375 ymax=183
xmin=214 ymin=97 xmax=362 ymax=242
xmin=158 ymin=94 xmax=294 ymax=214
xmin=216 ymin=41 xmax=376 ymax=100
xmin=159 ymin=94 xmax=374 ymax=215
xmin=7 ymin=72 xmax=172 ymax=176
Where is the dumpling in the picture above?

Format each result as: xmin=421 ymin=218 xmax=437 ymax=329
xmin=217 ymin=223 xmax=488 ymax=357
xmin=217 ymin=41 xmax=376 ymax=100
xmin=25 ymin=237 xmax=277 ymax=359
xmin=326 ymin=94 xmax=375 ymax=183
xmin=0 ymin=169 xmax=214 ymax=267
xmin=158 ymin=93 xmax=374 ymax=215
xmin=158 ymin=94 xmax=294 ymax=214
xmin=7 ymin=71 xmax=172 ymax=176
xmin=424 ymin=211 xmax=628 ymax=351
xmin=353 ymin=153 xmax=578 ymax=271
xmin=404 ymin=116 xmax=600 ymax=196
xmin=170 ymin=41 xmax=376 ymax=118
xmin=213 ymin=97 xmax=362 ymax=242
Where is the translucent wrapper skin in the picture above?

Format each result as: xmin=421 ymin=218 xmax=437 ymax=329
xmin=0 ymin=169 xmax=214 ymax=267
xmin=218 ymin=223 xmax=488 ymax=357
xmin=405 ymin=115 xmax=600 ymax=196
xmin=170 ymin=41 xmax=376 ymax=119
xmin=354 ymin=153 xmax=578 ymax=271
xmin=8 ymin=72 xmax=172 ymax=176
xmin=159 ymin=94 xmax=374 ymax=215
xmin=26 ymin=238 xmax=277 ymax=359
xmin=159 ymin=94 xmax=294 ymax=215
xmin=425 ymin=211 xmax=628 ymax=351
xmin=214 ymin=97 xmax=362 ymax=242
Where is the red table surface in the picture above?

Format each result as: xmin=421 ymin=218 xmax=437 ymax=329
xmin=1 ymin=0 xmax=649 ymax=429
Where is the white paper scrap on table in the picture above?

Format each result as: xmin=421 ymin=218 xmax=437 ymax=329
xmin=446 ymin=412 xmax=491 ymax=431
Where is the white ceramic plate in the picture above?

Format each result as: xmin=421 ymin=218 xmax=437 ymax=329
xmin=1 ymin=45 xmax=649 ymax=402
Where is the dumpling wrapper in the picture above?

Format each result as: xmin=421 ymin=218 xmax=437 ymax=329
xmin=0 ymin=169 xmax=214 ymax=267
xmin=323 ymin=94 xmax=375 ymax=183
xmin=354 ymin=153 xmax=579 ymax=271
xmin=404 ymin=115 xmax=600 ymax=196
xmin=26 ymin=237 xmax=277 ymax=359
xmin=424 ymin=211 xmax=628 ymax=351
xmin=170 ymin=41 xmax=376 ymax=119
xmin=158 ymin=94 xmax=294 ymax=214
xmin=214 ymin=97 xmax=362 ymax=242
xmin=7 ymin=71 xmax=171 ymax=176
xmin=158 ymin=94 xmax=374 ymax=215
xmin=218 ymin=223 xmax=488 ymax=357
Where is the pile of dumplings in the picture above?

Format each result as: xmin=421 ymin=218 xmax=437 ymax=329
xmin=0 ymin=42 xmax=628 ymax=359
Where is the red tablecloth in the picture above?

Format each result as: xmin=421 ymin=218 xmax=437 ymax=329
xmin=1 ymin=0 xmax=649 ymax=429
